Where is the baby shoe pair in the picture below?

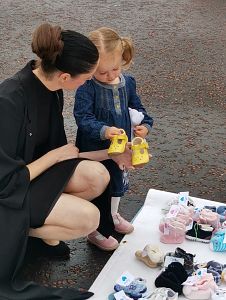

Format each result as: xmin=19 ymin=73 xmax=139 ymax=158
xmin=165 ymin=247 xmax=195 ymax=275
xmin=159 ymin=217 xmax=186 ymax=244
xmin=199 ymin=208 xmax=221 ymax=229
xmin=135 ymin=244 xmax=164 ymax=268
xmin=161 ymin=197 xmax=195 ymax=215
xmin=108 ymin=129 xmax=150 ymax=167
xmin=114 ymin=277 xmax=147 ymax=299
xmin=185 ymin=221 xmax=214 ymax=243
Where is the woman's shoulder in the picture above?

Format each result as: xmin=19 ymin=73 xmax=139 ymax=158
xmin=0 ymin=74 xmax=26 ymax=107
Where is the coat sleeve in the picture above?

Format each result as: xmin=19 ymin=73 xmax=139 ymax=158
xmin=127 ymin=76 xmax=154 ymax=131
xmin=0 ymin=81 xmax=30 ymax=209
xmin=74 ymin=82 xmax=109 ymax=141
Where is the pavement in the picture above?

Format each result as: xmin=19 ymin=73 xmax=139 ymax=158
xmin=0 ymin=0 xmax=225 ymax=291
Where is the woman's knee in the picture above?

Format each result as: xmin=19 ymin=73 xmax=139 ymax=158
xmin=84 ymin=161 xmax=110 ymax=196
xmin=71 ymin=203 xmax=100 ymax=236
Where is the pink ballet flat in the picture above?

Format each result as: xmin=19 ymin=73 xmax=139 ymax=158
xmin=87 ymin=231 xmax=119 ymax=251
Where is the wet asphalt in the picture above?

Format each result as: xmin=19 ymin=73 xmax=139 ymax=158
xmin=0 ymin=0 xmax=225 ymax=291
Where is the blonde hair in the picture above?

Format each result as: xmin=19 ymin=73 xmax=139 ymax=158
xmin=88 ymin=27 xmax=134 ymax=70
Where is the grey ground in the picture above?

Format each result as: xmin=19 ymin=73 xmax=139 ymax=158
xmin=0 ymin=0 xmax=225 ymax=291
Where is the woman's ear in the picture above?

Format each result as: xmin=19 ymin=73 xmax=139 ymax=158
xmin=58 ymin=72 xmax=71 ymax=83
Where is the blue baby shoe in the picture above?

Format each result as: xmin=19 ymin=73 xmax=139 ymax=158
xmin=207 ymin=260 xmax=226 ymax=274
xmin=210 ymin=230 xmax=226 ymax=252
xmin=114 ymin=277 xmax=147 ymax=299
xmin=207 ymin=265 xmax=222 ymax=285
xmin=217 ymin=206 xmax=226 ymax=222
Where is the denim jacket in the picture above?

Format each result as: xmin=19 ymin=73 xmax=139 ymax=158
xmin=74 ymin=74 xmax=153 ymax=152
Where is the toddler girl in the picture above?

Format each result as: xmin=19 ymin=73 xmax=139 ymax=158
xmin=74 ymin=27 xmax=153 ymax=250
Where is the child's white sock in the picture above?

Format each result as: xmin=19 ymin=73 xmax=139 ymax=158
xmin=111 ymin=197 xmax=120 ymax=216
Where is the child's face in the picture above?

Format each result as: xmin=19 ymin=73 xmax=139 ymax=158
xmin=94 ymin=49 xmax=122 ymax=84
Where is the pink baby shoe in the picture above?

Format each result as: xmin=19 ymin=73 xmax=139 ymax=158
xmin=87 ymin=231 xmax=119 ymax=251
xmin=112 ymin=213 xmax=134 ymax=234
xmin=183 ymin=273 xmax=217 ymax=299
xmin=199 ymin=209 xmax=220 ymax=229
xmin=160 ymin=220 xmax=186 ymax=244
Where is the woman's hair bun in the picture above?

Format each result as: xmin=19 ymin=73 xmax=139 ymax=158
xmin=31 ymin=23 xmax=63 ymax=64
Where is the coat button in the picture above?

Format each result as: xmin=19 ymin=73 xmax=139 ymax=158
xmin=29 ymin=132 xmax=32 ymax=136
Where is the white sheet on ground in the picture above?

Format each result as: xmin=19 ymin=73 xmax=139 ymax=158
xmin=89 ymin=189 xmax=226 ymax=299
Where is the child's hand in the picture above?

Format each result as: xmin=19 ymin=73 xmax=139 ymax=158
xmin=105 ymin=126 xmax=122 ymax=139
xmin=134 ymin=125 xmax=148 ymax=138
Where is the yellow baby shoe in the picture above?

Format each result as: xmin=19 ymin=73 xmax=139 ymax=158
xmin=108 ymin=129 xmax=128 ymax=155
xmin=131 ymin=137 xmax=150 ymax=166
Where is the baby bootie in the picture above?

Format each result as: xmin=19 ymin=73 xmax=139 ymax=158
xmin=194 ymin=262 xmax=222 ymax=285
xmin=155 ymin=262 xmax=188 ymax=295
xmin=199 ymin=208 xmax=220 ymax=229
xmin=185 ymin=221 xmax=214 ymax=243
xmin=209 ymin=229 xmax=226 ymax=252
xmin=135 ymin=244 xmax=164 ymax=268
xmin=131 ymin=137 xmax=150 ymax=167
xmin=148 ymin=287 xmax=178 ymax=300
xmin=114 ymin=277 xmax=147 ymax=299
xmin=167 ymin=262 xmax=188 ymax=284
xmin=217 ymin=206 xmax=226 ymax=222
xmin=174 ymin=247 xmax=195 ymax=275
xmin=160 ymin=219 xmax=186 ymax=244
xmin=108 ymin=129 xmax=128 ymax=155
xmin=183 ymin=273 xmax=217 ymax=299
xmin=207 ymin=261 xmax=226 ymax=275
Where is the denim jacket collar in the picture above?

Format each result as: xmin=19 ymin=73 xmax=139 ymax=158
xmin=92 ymin=74 xmax=125 ymax=89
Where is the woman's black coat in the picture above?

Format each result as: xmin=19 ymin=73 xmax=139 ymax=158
xmin=0 ymin=62 xmax=93 ymax=299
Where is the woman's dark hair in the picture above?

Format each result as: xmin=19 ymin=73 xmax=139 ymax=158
xmin=31 ymin=23 xmax=99 ymax=77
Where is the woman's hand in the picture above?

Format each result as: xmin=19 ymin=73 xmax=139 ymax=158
xmin=27 ymin=144 xmax=79 ymax=181
xmin=110 ymin=143 xmax=134 ymax=171
xmin=51 ymin=143 xmax=79 ymax=163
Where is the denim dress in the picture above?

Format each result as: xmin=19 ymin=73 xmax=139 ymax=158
xmin=74 ymin=74 xmax=153 ymax=197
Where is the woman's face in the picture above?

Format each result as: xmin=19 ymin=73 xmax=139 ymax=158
xmin=60 ymin=64 xmax=98 ymax=90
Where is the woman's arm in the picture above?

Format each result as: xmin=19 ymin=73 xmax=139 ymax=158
xmin=79 ymin=145 xmax=134 ymax=170
xmin=78 ymin=149 xmax=109 ymax=161
xmin=27 ymin=144 xmax=79 ymax=180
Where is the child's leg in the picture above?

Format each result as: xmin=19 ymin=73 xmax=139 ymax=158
xmin=111 ymin=196 xmax=121 ymax=215
xmin=111 ymin=196 xmax=134 ymax=234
